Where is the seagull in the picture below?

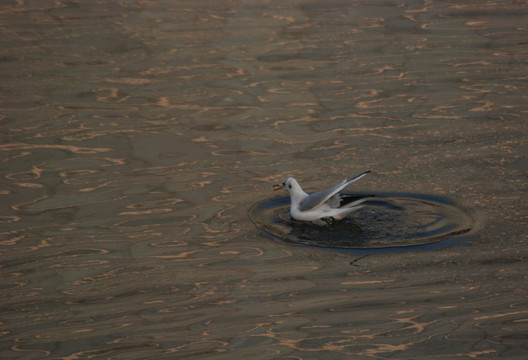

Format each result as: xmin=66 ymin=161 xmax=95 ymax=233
xmin=273 ymin=171 xmax=372 ymax=222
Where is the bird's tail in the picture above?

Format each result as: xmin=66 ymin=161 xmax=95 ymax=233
xmin=332 ymin=203 xmax=366 ymax=220
xmin=340 ymin=194 xmax=374 ymax=209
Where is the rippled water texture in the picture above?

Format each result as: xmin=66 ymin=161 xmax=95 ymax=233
xmin=250 ymin=193 xmax=474 ymax=250
xmin=1 ymin=0 xmax=527 ymax=359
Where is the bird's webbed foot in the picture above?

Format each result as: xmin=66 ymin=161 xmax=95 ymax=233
xmin=321 ymin=217 xmax=336 ymax=226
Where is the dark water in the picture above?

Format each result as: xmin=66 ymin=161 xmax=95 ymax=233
xmin=250 ymin=192 xmax=475 ymax=250
xmin=1 ymin=0 xmax=527 ymax=359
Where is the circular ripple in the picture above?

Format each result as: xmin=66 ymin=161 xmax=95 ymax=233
xmin=249 ymin=193 xmax=474 ymax=251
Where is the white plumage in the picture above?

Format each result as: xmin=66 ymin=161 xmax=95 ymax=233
xmin=274 ymin=171 xmax=371 ymax=221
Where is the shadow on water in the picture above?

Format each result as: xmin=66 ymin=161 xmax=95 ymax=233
xmin=249 ymin=193 xmax=475 ymax=254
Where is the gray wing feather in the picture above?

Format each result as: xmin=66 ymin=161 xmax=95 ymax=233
xmin=299 ymin=180 xmax=347 ymax=211
xmin=298 ymin=171 xmax=370 ymax=211
xmin=327 ymin=194 xmax=341 ymax=208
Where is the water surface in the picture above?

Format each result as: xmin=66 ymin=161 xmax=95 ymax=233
xmin=1 ymin=0 xmax=527 ymax=359
xmin=250 ymin=192 xmax=474 ymax=250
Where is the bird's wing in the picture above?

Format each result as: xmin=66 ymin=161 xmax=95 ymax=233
xmin=298 ymin=171 xmax=370 ymax=211
xmin=299 ymin=180 xmax=347 ymax=211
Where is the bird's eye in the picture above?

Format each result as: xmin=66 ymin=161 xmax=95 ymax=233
xmin=288 ymin=184 xmax=292 ymax=189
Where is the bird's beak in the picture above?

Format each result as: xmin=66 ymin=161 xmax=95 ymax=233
xmin=273 ymin=184 xmax=283 ymax=191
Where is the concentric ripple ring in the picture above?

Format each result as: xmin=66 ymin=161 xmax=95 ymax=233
xmin=250 ymin=193 xmax=475 ymax=252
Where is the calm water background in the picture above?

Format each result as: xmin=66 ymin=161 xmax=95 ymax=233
xmin=1 ymin=0 xmax=527 ymax=359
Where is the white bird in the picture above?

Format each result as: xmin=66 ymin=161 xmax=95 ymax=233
xmin=273 ymin=171 xmax=372 ymax=222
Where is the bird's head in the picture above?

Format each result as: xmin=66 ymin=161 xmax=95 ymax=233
xmin=273 ymin=177 xmax=299 ymax=193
